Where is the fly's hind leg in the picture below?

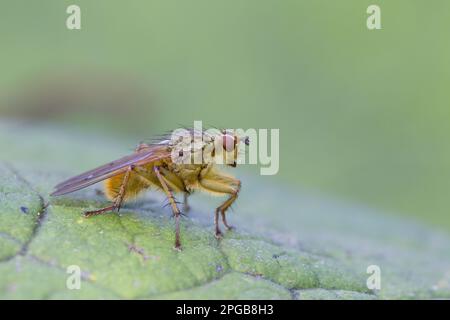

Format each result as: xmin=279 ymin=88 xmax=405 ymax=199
xmin=84 ymin=166 xmax=132 ymax=218
xmin=199 ymin=170 xmax=241 ymax=238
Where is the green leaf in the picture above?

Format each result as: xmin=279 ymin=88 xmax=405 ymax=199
xmin=0 ymin=121 xmax=449 ymax=299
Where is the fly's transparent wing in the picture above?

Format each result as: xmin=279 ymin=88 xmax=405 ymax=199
xmin=51 ymin=145 xmax=170 ymax=196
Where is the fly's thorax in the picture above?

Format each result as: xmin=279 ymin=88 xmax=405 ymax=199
xmin=169 ymin=162 xmax=204 ymax=184
xmin=169 ymin=132 xmax=216 ymax=165
xmin=168 ymin=128 xmax=247 ymax=167
xmin=170 ymin=163 xmax=204 ymax=172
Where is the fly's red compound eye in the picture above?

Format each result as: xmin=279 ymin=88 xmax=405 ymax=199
xmin=222 ymin=134 xmax=235 ymax=152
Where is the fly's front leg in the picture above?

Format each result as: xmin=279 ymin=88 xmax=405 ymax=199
xmin=199 ymin=170 xmax=241 ymax=238
xmin=153 ymin=166 xmax=183 ymax=250
xmin=84 ymin=166 xmax=133 ymax=218
xmin=218 ymin=180 xmax=241 ymax=230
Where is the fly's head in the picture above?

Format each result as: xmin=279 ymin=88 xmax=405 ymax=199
xmin=217 ymin=130 xmax=250 ymax=167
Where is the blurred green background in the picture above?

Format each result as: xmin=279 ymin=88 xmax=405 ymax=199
xmin=1 ymin=1 xmax=449 ymax=231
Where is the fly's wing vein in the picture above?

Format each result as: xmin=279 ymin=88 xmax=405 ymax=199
xmin=51 ymin=146 xmax=170 ymax=196
xmin=54 ymin=151 xmax=153 ymax=188
xmin=51 ymin=170 xmax=128 ymax=196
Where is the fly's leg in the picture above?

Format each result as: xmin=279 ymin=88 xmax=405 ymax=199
xmin=183 ymin=193 xmax=191 ymax=213
xmin=83 ymin=204 xmax=117 ymax=218
xmin=132 ymin=165 xmax=184 ymax=250
xmin=199 ymin=171 xmax=241 ymax=238
xmin=214 ymin=209 xmax=222 ymax=238
xmin=217 ymin=180 xmax=240 ymax=231
xmin=153 ymin=166 xmax=182 ymax=251
xmin=84 ymin=166 xmax=132 ymax=218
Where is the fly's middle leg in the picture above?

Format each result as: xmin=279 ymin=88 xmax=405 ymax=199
xmin=183 ymin=193 xmax=190 ymax=213
xmin=153 ymin=166 xmax=183 ymax=251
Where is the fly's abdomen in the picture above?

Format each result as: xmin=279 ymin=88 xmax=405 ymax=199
xmin=104 ymin=171 xmax=149 ymax=201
